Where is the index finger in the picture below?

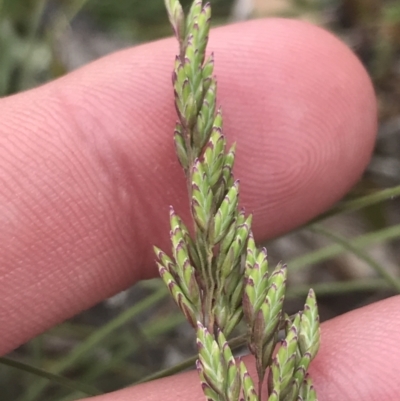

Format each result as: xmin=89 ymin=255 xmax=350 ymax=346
xmin=0 ymin=18 xmax=376 ymax=354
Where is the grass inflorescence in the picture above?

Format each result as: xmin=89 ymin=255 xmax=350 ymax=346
xmin=155 ymin=1 xmax=321 ymax=400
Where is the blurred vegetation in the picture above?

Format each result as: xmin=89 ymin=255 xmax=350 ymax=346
xmin=0 ymin=0 xmax=234 ymax=95
xmin=84 ymin=0 xmax=234 ymax=38
xmin=1 ymin=0 xmax=400 ymax=400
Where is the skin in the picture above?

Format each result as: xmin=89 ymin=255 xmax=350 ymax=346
xmin=0 ymin=17 xmax=399 ymax=400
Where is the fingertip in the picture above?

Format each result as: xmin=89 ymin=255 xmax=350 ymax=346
xmin=311 ymin=296 xmax=400 ymax=400
xmin=211 ymin=19 xmax=377 ymax=239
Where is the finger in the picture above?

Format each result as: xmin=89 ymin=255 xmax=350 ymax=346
xmin=0 ymin=18 xmax=376 ymax=354
xmin=79 ymin=296 xmax=400 ymax=401
xmin=309 ymin=295 xmax=400 ymax=400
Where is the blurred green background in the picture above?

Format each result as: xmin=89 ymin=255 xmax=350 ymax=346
xmin=1 ymin=0 xmax=400 ymax=400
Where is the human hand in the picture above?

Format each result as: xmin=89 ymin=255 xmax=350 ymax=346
xmin=1 ymin=18 xmax=398 ymax=401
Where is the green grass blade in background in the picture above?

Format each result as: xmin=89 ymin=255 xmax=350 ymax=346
xmin=316 ymin=185 xmax=400 ymax=221
xmin=0 ymin=357 xmax=101 ymax=396
xmin=310 ymin=224 xmax=400 ymax=293
xmin=17 ymin=287 xmax=168 ymax=401
xmin=289 ymin=223 xmax=400 ymax=272
xmin=57 ymin=312 xmax=185 ymax=401
xmin=288 ymin=277 xmax=400 ymax=298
